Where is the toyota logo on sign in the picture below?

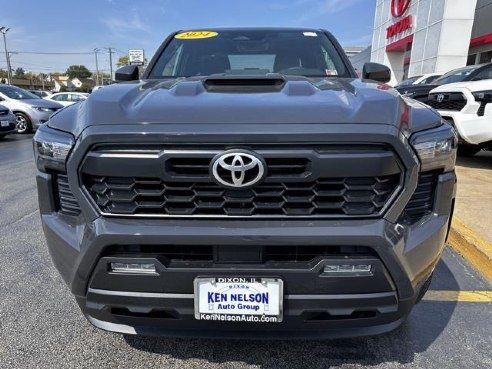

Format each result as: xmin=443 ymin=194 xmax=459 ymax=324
xmin=391 ymin=0 xmax=411 ymax=17
xmin=210 ymin=150 xmax=266 ymax=189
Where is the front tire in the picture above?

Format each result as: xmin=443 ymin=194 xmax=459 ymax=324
xmin=457 ymin=144 xmax=481 ymax=157
xmin=15 ymin=112 xmax=33 ymax=134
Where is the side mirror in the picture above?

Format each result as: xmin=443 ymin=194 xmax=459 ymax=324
xmin=362 ymin=62 xmax=391 ymax=83
xmin=115 ymin=65 xmax=139 ymax=82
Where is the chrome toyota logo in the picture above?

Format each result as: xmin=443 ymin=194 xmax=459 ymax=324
xmin=211 ymin=150 xmax=266 ymax=188
xmin=437 ymin=94 xmax=445 ymax=103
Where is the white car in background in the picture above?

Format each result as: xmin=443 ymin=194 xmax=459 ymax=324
xmin=45 ymin=92 xmax=89 ymax=106
xmin=429 ymin=79 xmax=492 ymax=156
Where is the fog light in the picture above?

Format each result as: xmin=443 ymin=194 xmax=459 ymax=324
xmin=110 ymin=262 xmax=157 ymax=274
xmin=323 ymin=264 xmax=372 ymax=273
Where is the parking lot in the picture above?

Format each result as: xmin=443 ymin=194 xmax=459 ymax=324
xmin=0 ymin=134 xmax=490 ymax=369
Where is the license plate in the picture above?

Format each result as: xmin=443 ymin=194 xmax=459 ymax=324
xmin=0 ymin=121 xmax=9 ymax=127
xmin=194 ymin=277 xmax=283 ymax=322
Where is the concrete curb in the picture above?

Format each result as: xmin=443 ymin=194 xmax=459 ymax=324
xmin=448 ymin=217 xmax=492 ymax=283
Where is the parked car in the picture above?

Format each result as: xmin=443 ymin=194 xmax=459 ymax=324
xmin=29 ymin=90 xmax=53 ymax=98
xmin=396 ymin=63 xmax=492 ymax=102
xmin=34 ymin=27 xmax=456 ymax=339
xmin=395 ymin=73 xmax=442 ymax=88
xmin=45 ymin=92 xmax=89 ymax=106
xmin=0 ymin=103 xmax=17 ymax=138
xmin=0 ymin=84 xmax=63 ymax=133
xmin=429 ymin=78 xmax=492 ymax=156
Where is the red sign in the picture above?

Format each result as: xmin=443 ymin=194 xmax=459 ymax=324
xmin=391 ymin=0 xmax=411 ymax=17
xmin=386 ymin=15 xmax=412 ymax=39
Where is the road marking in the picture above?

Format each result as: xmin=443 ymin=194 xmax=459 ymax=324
xmin=448 ymin=217 xmax=492 ymax=283
xmin=424 ymin=290 xmax=492 ymax=302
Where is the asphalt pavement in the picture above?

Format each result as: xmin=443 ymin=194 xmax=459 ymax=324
xmin=0 ymin=134 xmax=491 ymax=369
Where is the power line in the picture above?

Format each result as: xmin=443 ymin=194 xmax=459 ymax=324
xmin=10 ymin=51 xmax=96 ymax=55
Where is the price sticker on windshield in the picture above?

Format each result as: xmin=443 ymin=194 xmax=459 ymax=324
xmin=175 ymin=31 xmax=218 ymax=39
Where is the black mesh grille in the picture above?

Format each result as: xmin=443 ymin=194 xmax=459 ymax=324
xmin=427 ymin=93 xmax=467 ymax=111
xmin=83 ymin=174 xmax=400 ymax=217
xmin=403 ymin=171 xmax=439 ymax=222
xmin=55 ymin=174 xmax=81 ymax=216
xmin=477 ymin=101 xmax=487 ymax=117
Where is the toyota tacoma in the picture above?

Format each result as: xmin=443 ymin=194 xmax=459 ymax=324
xmin=34 ymin=28 xmax=457 ymax=338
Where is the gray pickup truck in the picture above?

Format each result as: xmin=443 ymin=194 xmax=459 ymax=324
xmin=34 ymin=28 xmax=457 ymax=338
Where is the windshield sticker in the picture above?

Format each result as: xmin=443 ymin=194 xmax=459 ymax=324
xmin=303 ymin=32 xmax=318 ymax=37
xmin=175 ymin=31 xmax=218 ymax=39
xmin=325 ymin=69 xmax=338 ymax=76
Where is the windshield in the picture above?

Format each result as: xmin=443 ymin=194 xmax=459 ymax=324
xmin=148 ymin=30 xmax=350 ymax=78
xmin=396 ymin=76 xmax=420 ymax=87
xmin=434 ymin=66 xmax=482 ymax=85
xmin=0 ymin=85 xmax=40 ymax=100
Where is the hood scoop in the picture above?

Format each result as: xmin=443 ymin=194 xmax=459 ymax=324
xmin=203 ymin=75 xmax=286 ymax=93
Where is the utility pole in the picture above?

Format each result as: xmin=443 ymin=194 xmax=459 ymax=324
xmin=108 ymin=47 xmax=114 ymax=83
xmin=94 ymin=48 xmax=100 ymax=86
xmin=0 ymin=27 xmax=12 ymax=85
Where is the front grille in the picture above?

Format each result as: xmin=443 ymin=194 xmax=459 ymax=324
xmin=427 ymin=93 xmax=467 ymax=111
xmin=402 ymin=171 xmax=439 ymax=222
xmin=84 ymin=174 xmax=400 ymax=217
xmin=0 ymin=110 xmax=8 ymax=116
xmin=477 ymin=101 xmax=487 ymax=116
xmin=104 ymin=244 xmax=376 ymax=265
xmin=55 ymin=174 xmax=81 ymax=216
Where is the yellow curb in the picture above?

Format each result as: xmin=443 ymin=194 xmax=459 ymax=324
xmin=448 ymin=217 xmax=492 ymax=283
xmin=424 ymin=290 xmax=492 ymax=302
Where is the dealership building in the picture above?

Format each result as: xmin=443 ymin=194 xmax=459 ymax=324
xmin=364 ymin=0 xmax=492 ymax=84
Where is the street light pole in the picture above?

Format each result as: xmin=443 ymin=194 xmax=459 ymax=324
xmin=94 ymin=48 xmax=100 ymax=86
xmin=0 ymin=27 xmax=13 ymax=85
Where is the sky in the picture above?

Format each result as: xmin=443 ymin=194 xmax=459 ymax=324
xmin=0 ymin=0 xmax=376 ymax=75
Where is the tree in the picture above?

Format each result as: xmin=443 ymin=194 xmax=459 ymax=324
xmin=14 ymin=67 xmax=25 ymax=79
xmin=66 ymin=65 xmax=92 ymax=79
xmin=116 ymin=55 xmax=129 ymax=67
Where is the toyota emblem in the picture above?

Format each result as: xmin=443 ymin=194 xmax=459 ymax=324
xmin=437 ymin=94 xmax=445 ymax=103
xmin=391 ymin=0 xmax=411 ymax=17
xmin=211 ymin=150 xmax=266 ymax=188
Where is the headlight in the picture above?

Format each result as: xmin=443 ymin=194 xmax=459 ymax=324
xmin=33 ymin=125 xmax=74 ymax=172
xmin=402 ymin=91 xmax=415 ymax=97
xmin=34 ymin=107 xmax=53 ymax=112
xmin=410 ymin=122 xmax=457 ymax=172
xmin=472 ymin=90 xmax=492 ymax=102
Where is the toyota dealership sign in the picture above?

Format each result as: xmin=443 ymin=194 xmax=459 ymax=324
xmin=386 ymin=0 xmax=412 ymax=39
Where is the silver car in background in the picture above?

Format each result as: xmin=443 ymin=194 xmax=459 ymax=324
xmin=0 ymin=84 xmax=63 ymax=133
xmin=0 ymin=103 xmax=17 ymax=138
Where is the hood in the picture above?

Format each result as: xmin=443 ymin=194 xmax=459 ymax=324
xmin=48 ymin=76 xmax=441 ymax=136
xmin=430 ymin=79 xmax=492 ymax=93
